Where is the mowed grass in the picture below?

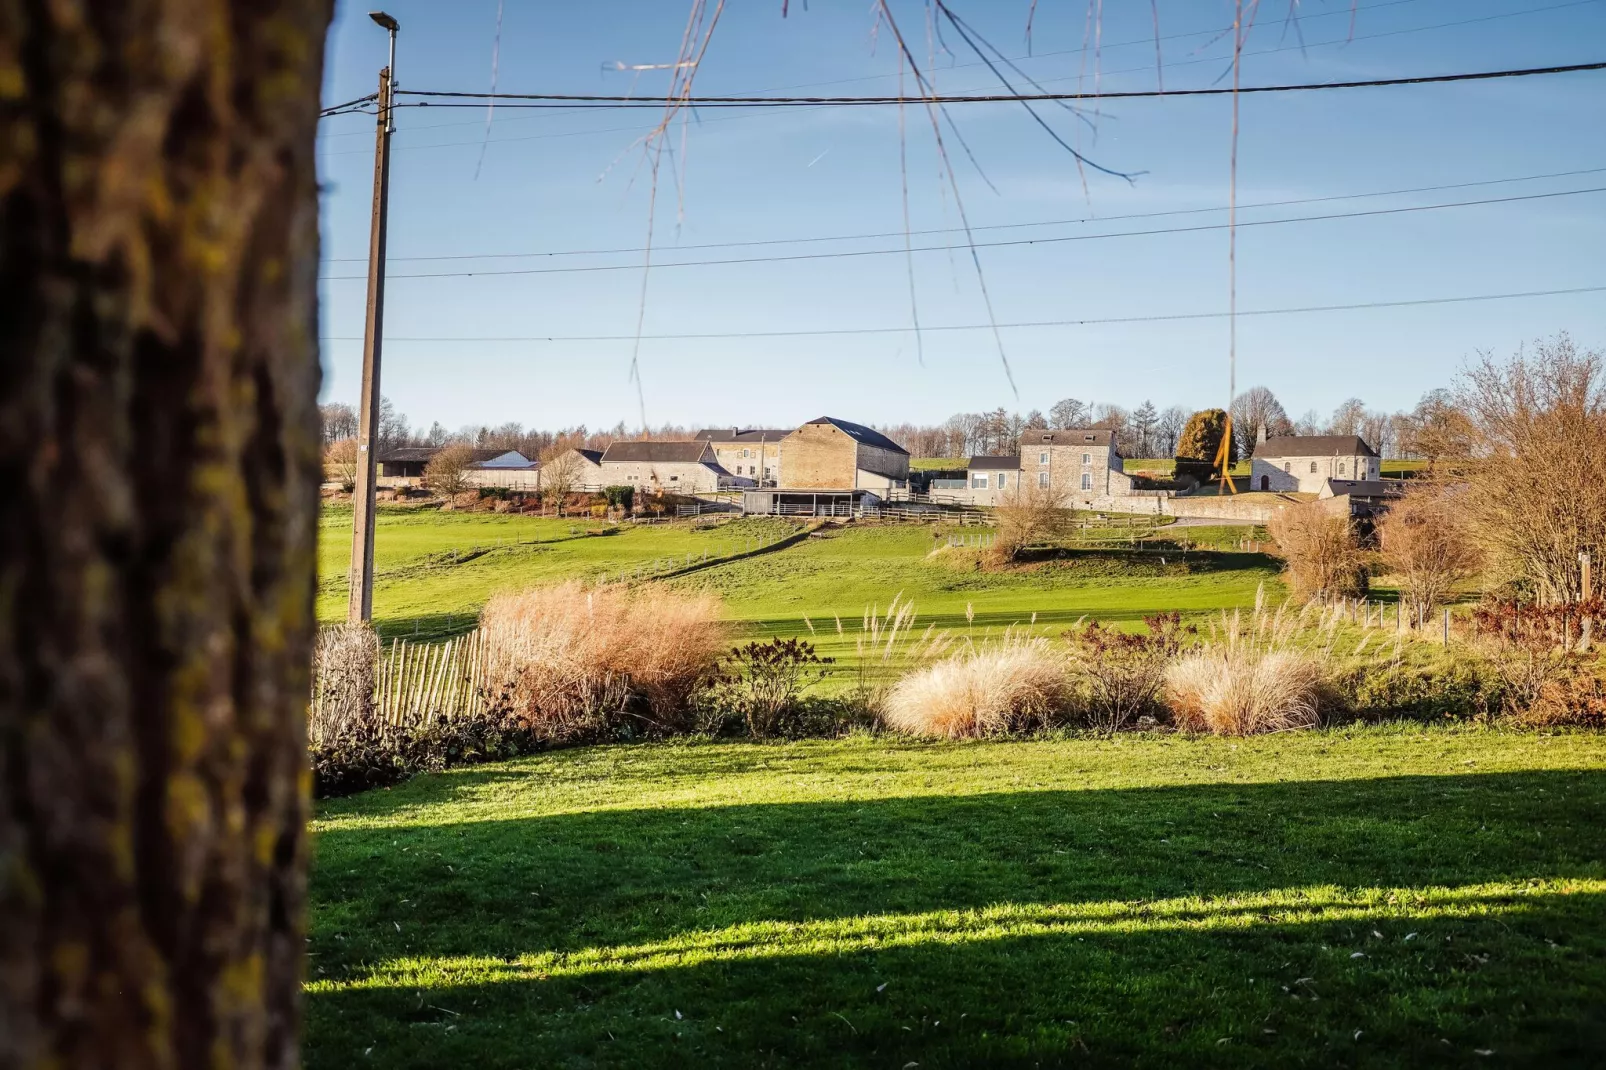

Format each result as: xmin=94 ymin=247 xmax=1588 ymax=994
xmin=317 ymin=505 xmax=803 ymax=638
xmin=306 ymin=727 xmax=1606 ymax=1069
xmin=318 ymin=507 xmax=1279 ymax=671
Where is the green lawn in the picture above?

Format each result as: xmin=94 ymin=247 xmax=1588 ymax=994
xmin=307 ymin=727 xmax=1606 ymax=1068
xmin=319 ymin=508 xmax=1279 ymax=669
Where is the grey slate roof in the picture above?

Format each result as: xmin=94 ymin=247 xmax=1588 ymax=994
xmin=968 ymin=454 xmax=1021 ymax=470
xmin=694 ymin=428 xmax=792 ymax=443
xmin=1019 ymin=428 xmax=1116 ymax=447
xmin=799 ymin=417 xmax=910 ymax=455
xmin=572 ymin=449 xmax=603 ymax=466
xmin=1255 ymin=435 xmax=1379 ymax=459
xmin=1324 ymin=479 xmax=1404 ymax=498
xmin=379 ymin=446 xmax=511 ymax=465
xmin=600 ymin=441 xmax=714 ymax=464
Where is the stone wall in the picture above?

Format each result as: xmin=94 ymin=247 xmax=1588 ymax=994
xmin=779 ymin=423 xmax=858 ymax=487
xmin=598 ymin=460 xmax=723 ymax=494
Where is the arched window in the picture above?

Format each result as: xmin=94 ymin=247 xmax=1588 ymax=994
xmin=1283 ymin=463 xmax=1291 ymax=473
xmin=1338 ymin=462 xmax=1346 ymax=475
xmin=1309 ymin=461 xmax=1318 ymax=474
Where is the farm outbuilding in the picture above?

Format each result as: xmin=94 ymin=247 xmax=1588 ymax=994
xmin=742 ymin=488 xmax=881 ymax=517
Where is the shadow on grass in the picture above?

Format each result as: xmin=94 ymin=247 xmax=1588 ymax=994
xmin=308 ymin=771 xmax=1606 ymax=1067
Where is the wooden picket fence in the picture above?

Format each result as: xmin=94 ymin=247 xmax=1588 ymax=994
xmin=374 ymin=630 xmax=490 ymax=726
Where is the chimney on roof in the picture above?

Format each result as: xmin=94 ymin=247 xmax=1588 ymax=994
xmin=1255 ymin=422 xmax=1268 ymax=446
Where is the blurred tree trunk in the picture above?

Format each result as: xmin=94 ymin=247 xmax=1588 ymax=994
xmin=0 ymin=2 xmax=331 ymax=1066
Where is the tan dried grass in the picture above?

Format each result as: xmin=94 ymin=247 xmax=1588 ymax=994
xmin=882 ymin=630 xmax=1067 ymax=738
xmin=1164 ymin=592 xmax=1332 ymax=735
xmin=480 ymin=582 xmax=726 ymax=738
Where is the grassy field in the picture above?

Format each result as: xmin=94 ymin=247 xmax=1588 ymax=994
xmin=307 ymin=727 xmax=1606 ymax=1068
xmin=319 ymin=507 xmax=1279 ymax=668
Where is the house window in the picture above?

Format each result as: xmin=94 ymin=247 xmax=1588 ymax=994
xmin=1309 ymin=461 xmax=1318 ymax=474
xmin=1283 ymin=463 xmax=1291 ymax=473
xmin=741 ymin=448 xmax=750 ymax=459
xmin=1080 ymin=472 xmax=1093 ymax=491
xmin=1038 ymin=451 xmax=1049 ymax=465
xmin=997 ymin=473 xmax=1007 ymax=490
xmin=1081 ymin=453 xmax=1091 ymax=466
xmin=1038 ymin=471 xmax=1049 ymax=488
xmin=749 ymin=465 xmax=756 ymax=475
xmin=669 ymin=475 xmax=679 ymax=482
xmin=972 ymin=474 xmax=989 ymax=489
xmin=1339 ymin=462 xmax=1346 ymax=475
xmin=1083 ymin=434 xmax=1095 ymax=442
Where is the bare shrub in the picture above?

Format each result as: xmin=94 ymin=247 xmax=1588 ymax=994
xmin=308 ymin=622 xmax=380 ymax=745
xmin=1266 ymin=502 xmax=1368 ymax=602
xmin=882 ymin=631 xmax=1068 ymax=738
xmin=1064 ymin=612 xmax=1196 ymax=732
xmin=425 ymin=442 xmax=477 ymax=503
xmin=326 ymin=436 xmax=359 ymax=492
xmin=719 ymin=637 xmax=833 ymax=738
xmin=1377 ymin=486 xmax=1481 ymax=621
xmin=989 ymin=481 xmax=1067 ymax=564
xmin=480 ymin=582 xmax=727 ymax=739
xmin=1470 ymin=599 xmax=1606 ymax=723
xmin=1164 ymin=597 xmax=1332 ymax=734
xmin=1448 ymin=334 xmax=1606 ymax=604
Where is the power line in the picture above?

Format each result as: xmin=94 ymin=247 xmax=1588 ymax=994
xmin=314 ymin=0 xmax=1443 ymax=138
xmin=320 ymin=165 xmax=1606 ymax=263
xmin=317 ymin=186 xmax=1606 ymax=281
xmin=315 ymin=3 xmax=1604 ymax=153
xmin=321 ymin=92 xmax=377 ymax=118
xmin=319 ymin=284 xmax=1606 ymax=343
xmin=391 ymin=60 xmax=1606 ymax=109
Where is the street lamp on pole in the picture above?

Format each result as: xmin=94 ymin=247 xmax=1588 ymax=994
xmin=347 ymin=11 xmax=400 ymax=623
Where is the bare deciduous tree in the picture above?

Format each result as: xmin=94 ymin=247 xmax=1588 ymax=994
xmin=1 ymin=2 xmax=330 ymax=1065
xmin=1231 ymin=386 xmax=1292 ymax=444
xmin=540 ymin=448 xmax=587 ymax=515
xmin=1448 ymin=334 xmax=1606 ymax=604
xmin=320 ymin=401 xmax=358 ymax=443
xmin=989 ymin=479 xmax=1068 ymax=564
xmin=1377 ymin=487 xmax=1482 ymax=620
xmin=425 ymin=443 xmax=478 ymax=504
xmin=1266 ymin=503 xmax=1369 ymax=602
xmin=327 ymin=437 xmax=360 ymax=492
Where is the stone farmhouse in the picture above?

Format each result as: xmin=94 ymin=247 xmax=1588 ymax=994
xmin=1251 ymin=435 xmax=1380 ymax=494
xmin=596 ymin=440 xmax=737 ymax=495
xmin=778 ymin=416 xmax=910 ymax=491
xmin=694 ymin=428 xmax=790 ymax=485
xmin=1019 ymin=428 xmax=1137 ymax=506
xmin=960 ymin=455 xmax=1021 ymax=507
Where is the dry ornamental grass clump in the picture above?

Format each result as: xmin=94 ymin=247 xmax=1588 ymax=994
xmin=480 ymin=582 xmax=727 ymax=738
xmin=1164 ymin=594 xmax=1335 ymax=735
xmin=882 ymin=630 xmax=1068 ymax=738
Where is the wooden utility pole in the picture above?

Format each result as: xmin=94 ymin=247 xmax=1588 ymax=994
xmin=349 ymin=15 xmax=399 ymax=621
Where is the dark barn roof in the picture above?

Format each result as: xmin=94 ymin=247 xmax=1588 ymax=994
xmin=600 ymin=441 xmax=714 ymax=464
xmin=798 ymin=417 xmax=909 ymax=455
xmin=1255 ymin=435 xmax=1379 ymax=459
xmin=1020 ymin=428 xmax=1116 ymax=447
xmin=379 ymin=446 xmax=510 ymax=465
xmin=968 ymin=455 xmax=1021 ymax=470
xmin=694 ymin=428 xmax=792 ymax=443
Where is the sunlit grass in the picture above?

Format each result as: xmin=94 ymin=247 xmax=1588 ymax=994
xmin=307 ymin=727 xmax=1606 ymax=1068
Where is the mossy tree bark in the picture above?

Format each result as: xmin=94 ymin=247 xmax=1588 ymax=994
xmin=0 ymin=2 xmax=332 ymax=1066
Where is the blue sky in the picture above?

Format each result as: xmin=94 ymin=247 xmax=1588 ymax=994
xmin=316 ymin=0 xmax=1606 ymax=432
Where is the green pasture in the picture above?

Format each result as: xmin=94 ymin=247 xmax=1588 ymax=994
xmin=319 ymin=507 xmax=1279 ymax=665
xmin=306 ymin=726 xmax=1606 ymax=1069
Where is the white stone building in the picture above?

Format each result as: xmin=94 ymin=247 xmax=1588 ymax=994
xmin=694 ymin=428 xmax=790 ymax=485
xmin=1251 ymin=435 xmax=1380 ymax=494
xmin=598 ymin=441 xmax=739 ymax=495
